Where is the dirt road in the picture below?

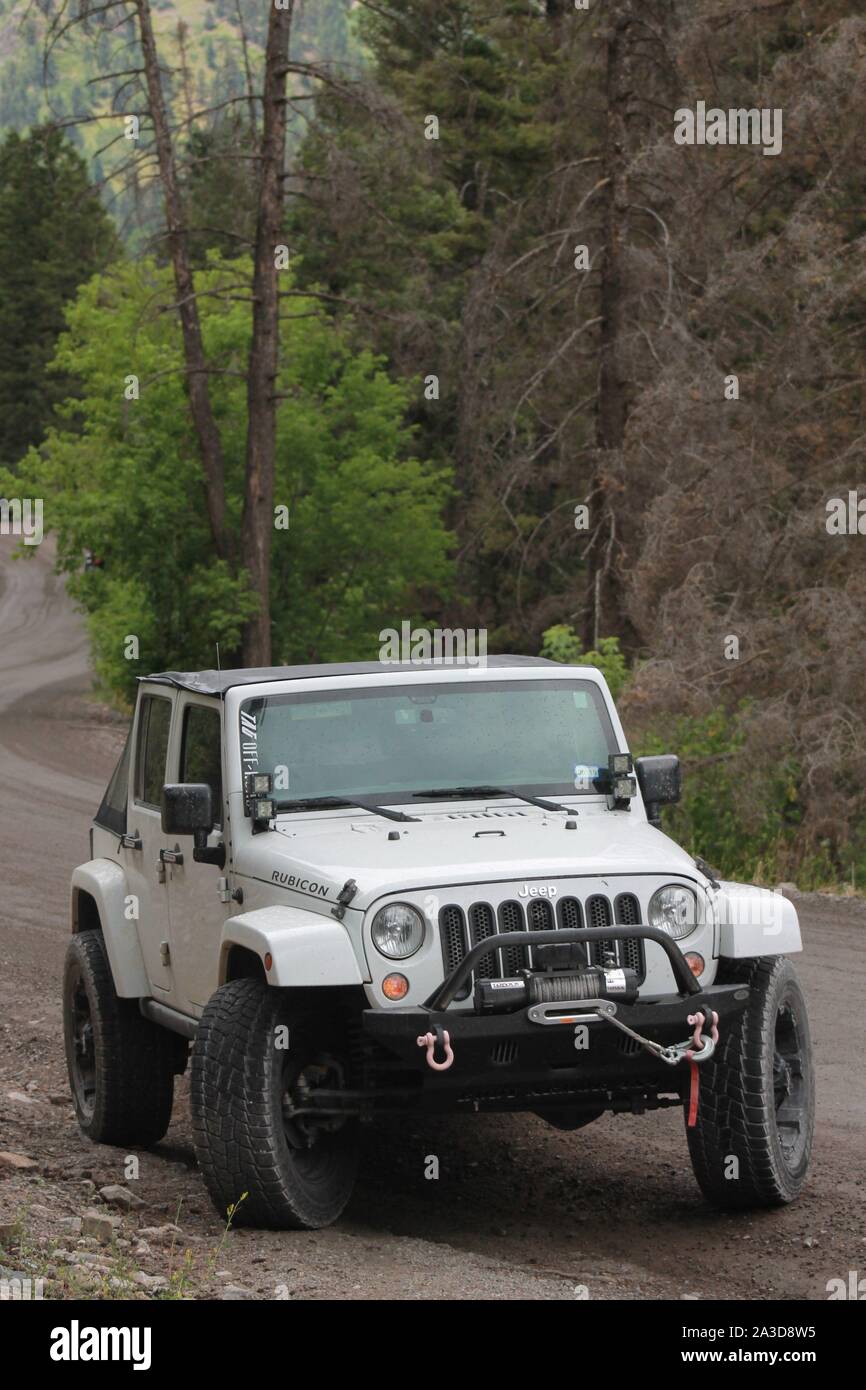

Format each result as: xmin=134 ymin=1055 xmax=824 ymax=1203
xmin=1 ymin=538 xmax=864 ymax=1300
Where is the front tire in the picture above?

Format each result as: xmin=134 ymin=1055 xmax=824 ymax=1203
xmin=190 ymin=980 xmax=359 ymax=1229
xmin=63 ymin=930 xmax=178 ymax=1147
xmin=686 ymin=956 xmax=814 ymax=1209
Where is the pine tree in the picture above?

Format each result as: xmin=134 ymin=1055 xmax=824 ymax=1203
xmin=0 ymin=127 xmax=118 ymax=467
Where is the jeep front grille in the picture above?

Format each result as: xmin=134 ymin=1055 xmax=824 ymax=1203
xmin=438 ymin=893 xmax=646 ymax=987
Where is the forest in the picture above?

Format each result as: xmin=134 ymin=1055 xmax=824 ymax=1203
xmin=1 ymin=0 xmax=864 ymax=886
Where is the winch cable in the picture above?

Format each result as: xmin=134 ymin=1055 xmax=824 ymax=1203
xmin=413 ymin=999 xmax=719 ymax=1109
xmin=567 ymin=999 xmax=721 ymax=1128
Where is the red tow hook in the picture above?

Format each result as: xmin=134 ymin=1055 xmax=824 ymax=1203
xmin=685 ymin=1007 xmax=719 ymax=1128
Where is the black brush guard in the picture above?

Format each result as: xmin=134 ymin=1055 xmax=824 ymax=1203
xmin=423 ymin=924 xmax=701 ymax=1010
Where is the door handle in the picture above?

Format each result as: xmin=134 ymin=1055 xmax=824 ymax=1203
xmin=160 ymin=848 xmax=184 ymax=865
xmin=119 ymin=832 xmax=142 ymax=851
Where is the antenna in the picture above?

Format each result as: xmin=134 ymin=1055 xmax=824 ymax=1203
xmin=215 ymin=642 xmax=221 ymax=673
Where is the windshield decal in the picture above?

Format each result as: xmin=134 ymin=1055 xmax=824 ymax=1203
xmin=240 ymin=709 xmax=258 ymax=777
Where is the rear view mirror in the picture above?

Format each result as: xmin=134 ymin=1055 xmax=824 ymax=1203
xmin=161 ymin=783 xmax=214 ymax=837
xmin=634 ymin=755 xmax=681 ymax=828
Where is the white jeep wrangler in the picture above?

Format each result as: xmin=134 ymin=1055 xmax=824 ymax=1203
xmin=64 ymin=657 xmax=814 ymax=1229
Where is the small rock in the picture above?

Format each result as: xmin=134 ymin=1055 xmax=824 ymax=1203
xmin=82 ymin=1210 xmax=120 ymax=1243
xmin=132 ymin=1271 xmax=169 ymax=1291
xmin=680 ymin=1293 xmax=700 ymax=1300
xmin=49 ymin=1094 xmax=71 ymax=1106
xmin=803 ymin=1237 xmax=817 ymax=1248
xmin=221 ymin=1285 xmax=256 ymax=1300
xmin=25 ymin=1081 xmax=39 ymax=1093
xmin=99 ymin=1185 xmax=145 ymax=1212
xmin=133 ymin=1241 xmax=152 ymax=1257
xmin=0 ymin=1152 xmax=38 ymax=1171
xmin=139 ymin=1224 xmax=182 ymax=1244
xmin=28 ymin=1203 xmax=51 ymax=1219
xmin=7 ymin=1091 xmax=37 ymax=1105
xmin=57 ymin=1218 xmax=82 ymax=1235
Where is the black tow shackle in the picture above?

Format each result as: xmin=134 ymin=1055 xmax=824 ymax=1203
xmin=432 ymin=1024 xmax=449 ymax=1064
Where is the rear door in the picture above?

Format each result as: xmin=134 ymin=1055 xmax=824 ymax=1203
xmin=122 ymin=689 xmax=174 ymax=996
xmin=164 ymin=696 xmax=229 ymax=1009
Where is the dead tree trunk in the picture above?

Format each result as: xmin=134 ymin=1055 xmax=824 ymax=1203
xmin=585 ymin=0 xmax=634 ymax=650
xmin=240 ymin=0 xmax=294 ymax=667
xmin=133 ymin=0 xmax=227 ymax=559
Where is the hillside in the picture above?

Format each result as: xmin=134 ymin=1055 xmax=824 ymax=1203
xmin=0 ymin=0 xmax=359 ymax=231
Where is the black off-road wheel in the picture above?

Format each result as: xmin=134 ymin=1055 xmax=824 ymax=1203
xmin=63 ymin=930 xmax=179 ymax=1147
xmin=686 ymin=955 xmax=814 ymax=1209
xmin=190 ymin=979 xmax=359 ymax=1230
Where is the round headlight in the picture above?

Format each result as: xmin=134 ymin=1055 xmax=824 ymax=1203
xmin=648 ymin=884 xmax=698 ymax=940
xmin=371 ymin=903 xmax=425 ymax=959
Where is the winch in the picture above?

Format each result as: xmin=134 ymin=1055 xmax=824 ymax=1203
xmin=475 ymin=963 xmax=640 ymax=1014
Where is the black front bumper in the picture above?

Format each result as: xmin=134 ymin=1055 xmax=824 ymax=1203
xmin=360 ymin=926 xmax=750 ymax=1113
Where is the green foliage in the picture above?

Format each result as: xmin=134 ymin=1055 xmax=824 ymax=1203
xmin=540 ymin=625 xmax=628 ymax=700
xmin=634 ymin=710 xmax=840 ymax=890
xmin=10 ymin=256 xmax=453 ymax=700
xmin=538 ymin=629 xmax=849 ymax=886
xmin=0 ymin=127 xmax=117 ymax=466
xmin=180 ymin=118 xmax=258 ymax=268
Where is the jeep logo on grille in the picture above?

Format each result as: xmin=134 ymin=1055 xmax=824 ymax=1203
xmin=517 ymin=883 xmax=557 ymax=898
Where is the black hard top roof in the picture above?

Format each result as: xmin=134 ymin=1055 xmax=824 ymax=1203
xmin=141 ymin=655 xmax=558 ymax=698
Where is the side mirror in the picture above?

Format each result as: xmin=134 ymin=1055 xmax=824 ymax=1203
xmin=635 ymin=755 xmax=681 ymax=828
xmin=161 ymin=783 xmax=213 ymax=837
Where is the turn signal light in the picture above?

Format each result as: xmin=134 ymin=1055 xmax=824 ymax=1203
xmin=684 ymin=952 xmax=705 ymax=978
xmin=382 ymin=973 xmax=409 ymax=1000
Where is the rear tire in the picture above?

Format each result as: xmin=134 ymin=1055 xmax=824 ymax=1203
xmin=63 ymin=930 xmax=177 ymax=1147
xmin=686 ymin=956 xmax=814 ymax=1209
xmin=191 ymin=980 xmax=359 ymax=1230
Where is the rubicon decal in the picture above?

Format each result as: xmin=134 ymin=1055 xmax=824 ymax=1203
xmin=271 ymin=870 xmax=329 ymax=897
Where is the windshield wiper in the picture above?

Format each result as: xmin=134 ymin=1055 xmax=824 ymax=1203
xmin=411 ymin=785 xmax=575 ymax=814
xmin=272 ymin=795 xmax=419 ymax=823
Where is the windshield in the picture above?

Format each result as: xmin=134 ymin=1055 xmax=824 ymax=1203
xmin=239 ymin=679 xmax=617 ymax=807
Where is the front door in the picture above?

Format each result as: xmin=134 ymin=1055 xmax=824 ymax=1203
xmin=124 ymin=691 xmax=174 ymax=996
xmin=164 ymin=697 xmax=228 ymax=1009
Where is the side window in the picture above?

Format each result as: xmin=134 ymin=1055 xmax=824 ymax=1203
xmin=95 ymin=725 xmax=132 ymax=834
xmin=135 ymin=696 xmax=172 ymax=808
xmin=180 ymin=704 xmax=223 ymax=825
